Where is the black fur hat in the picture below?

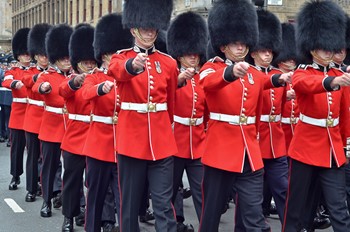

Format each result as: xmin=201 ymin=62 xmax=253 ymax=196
xmin=208 ymin=0 xmax=258 ymax=58
xmin=46 ymin=24 xmax=73 ymax=64
xmin=155 ymin=30 xmax=167 ymax=54
xmin=94 ymin=13 xmax=133 ymax=63
xmin=69 ymin=24 xmax=95 ymax=72
xmin=206 ymin=40 xmax=216 ymax=60
xmin=122 ymin=0 xmax=173 ymax=30
xmin=273 ymin=23 xmax=297 ymax=65
xmin=252 ymin=9 xmax=281 ymax=54
xmin=12 ymin=28 xmax=30 ymax=61
xmin=167 ymin=12 xmax=208 ymax=65
xmin=343 ymin=17 xmax=350 ymax=65
xmin=28 ymin=23 xmax=52 ymax=59
xmin=296 ymin=0 xmax=346 ymax=62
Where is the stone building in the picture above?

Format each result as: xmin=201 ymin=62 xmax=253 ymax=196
xmin=0 ymin=0 xmax=12 ymax=52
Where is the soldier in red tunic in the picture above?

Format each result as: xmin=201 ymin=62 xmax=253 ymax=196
xmin=283 ymin=1 xmax=350 ymax=231
xmin=3 ymin=28 xmax=31 ymax=191
xmin=107 ymin=0 xmax=178 ymax=231
xmin=166 ymin=11 xmax=208 ymax=231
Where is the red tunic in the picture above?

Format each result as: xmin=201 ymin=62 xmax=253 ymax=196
xmin=32 ymin=68 xmax=68 ymax=143
xmin=198 ymin=57 xmax=265 ymax=173
xmin=2 ymin=66 xmax=29 ymax=130
xmin=108 ymin=47 xmax=178 ymax=161
xmin=59 ymin=75 xmax=91 ymax=155
xmin=82 ymin=70 xmax=119 ymax=163
xmin=174 ymin=72 xmax=207 ymax=159
xmin=22 ymin=66 xmax=46 ymax=134
xmin=288 ymin=63 xmax=350 ymax=168
xmin=258 ymin=67 xmax=287 ymax=159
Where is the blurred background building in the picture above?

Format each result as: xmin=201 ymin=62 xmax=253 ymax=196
xmin=2 ymin=0 xmax=350 ymax=53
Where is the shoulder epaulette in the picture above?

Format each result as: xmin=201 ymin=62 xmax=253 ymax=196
xmin=208 ymin=56 xmax=224 ymax=63
xmin=249 ymin=64 xmax=260 ymax=71
xmin=297 ymin=64 xmax=311 ymax=70
xmin=270 ymin=66 xmax=282 ymax=72
xmin=116 ymin=47 xmax=133 ymax=54
xmin=156 ymin=50 xmax=176 ymax=60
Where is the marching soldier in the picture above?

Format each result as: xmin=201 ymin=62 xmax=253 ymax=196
xmin=2 ymin=28 xmax=30 ymax=191
xmin=198 ymin=0 xmax=270 ymax=231
xmin=166 ymin=11 xmax=208 ymax=231
xmin=22 ymin=23 xmax=52 ymax=202
xmin=283 ymin=1 xmax=350 ymax=231
xmin=32 ymin=24 xmax=73 ymax=218
xmin=107 ymin=0 xmax=178 ymax=231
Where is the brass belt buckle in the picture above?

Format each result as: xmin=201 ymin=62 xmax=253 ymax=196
xmin=290 ymin=117 xmax=297 ymax=124
xmin=62 ymin=106 xmax=68 ymax=114
xmin=269 ymin=115 xmax=276 ymax=122
xmin=240 ymin=115 xmax=247 ymax=124
xmin=112 ymin=113 xmax=118 ymax=124
xmin=148 ymin=103 xmax=156 ymax=112
xmin=189 ymin=118 xmax=197 ymax=126
xmin=90 ymin=114 xmax=93 ymax=122
xmin=326 ymin=118 xmax=334 ymax=127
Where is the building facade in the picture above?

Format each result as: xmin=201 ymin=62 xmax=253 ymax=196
xmin=0 ymin=0 xmax=12 ymax=52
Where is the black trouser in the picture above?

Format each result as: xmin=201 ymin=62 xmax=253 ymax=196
xmin=41 ymin=141 xmax=61 ymax=203
xmin=9 ymin=128 xmax=26 ymax=178
xmin=283 ymin=158 xmax=350 ymax=232
xmin=62 ymin=151 xmax=86 ymax=218
xmin=199 ymin=161 xmax=270 ymax=232
xmin=0 ymin=104 xmax=10 ymax=139
xmin=118 ymin=154 xmax=176 ymax=232
xmin=86 ymin=156 xmax=120 ymax=232
xmin=138 ymin=180 xmax=150 ymax=216
xmin=25 ymin=132 xmax=40 ymax=193
xmin=172 ymin=157 xmax=203 ymax=221
xmin=101 ymin=184 xmax=118 ymax=225
xmin=345 ymin=162 xmax=350 ymax=214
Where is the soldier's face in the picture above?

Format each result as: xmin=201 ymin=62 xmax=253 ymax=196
xmin=278 ymin=59 xmax=296 ymax=72
xmin=222 ymin=42 xmax=248 ymax=62
xmin=312 ymin=49 xmax=334 ymax=65
xmin=35 ymin=54 xmax=49 ymax=68
xmin=252 ymin=49 xmax=273 ymax=67
xmin=18 ymin=54 xmax=31 ymax=64
xmin=180 ymin=54 xmax=200 ymax=68
xmin=56 ymin=57 xmax=71 ymax=72
xmin=333 ymin=49 xmax=346 ymax=64
xmin=131 ymin=28 xmax=158 ymax=48
xmin=77 ymin=60 xmax=97 ymax=73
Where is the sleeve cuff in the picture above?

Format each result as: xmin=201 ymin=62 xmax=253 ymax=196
xmin=97 ymin=83 xmax=106 ymax=96
xmin=323 ymin=76 xmax=338 ymax=91
xmin=68 ymin=78 xmax=81 ymax=91
xmin=33 ymin=74 xmax=39 ymax=82
xmin=39 ymin=83 xmax=51 ymax=94
xmin=271 ymin=74 xmax=284 ymax=87
xmin=341 ymin=65 xmax=348 ymax=73
xmin=223 ymin=65 xmax=238 ymax=82
xmin=10 ymin=80 xmax=18 ymax=88
xmin=126 ymin=58 xmax=144 ymax=75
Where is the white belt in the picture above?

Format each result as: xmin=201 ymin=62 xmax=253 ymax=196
xmin=121 ymin=102 xmax=167 ymax=113
xmin=0 ymin=87 xmax=11 ymax=91
xmin=209 ymin=112 xmax=256 ymax=125
xmin=174 ymin=115 xmax=204 ymax=126
xmin=12 ymin=98 xmax=27 ymax=104
xmin=91 ymin=114 xmax=118 ymax=124
xmin=28 ymin=98 xmax=45 ymax=107
xmin=299 ymin=113 xmax=339 ymax=128
xmin=68 ymin=113 xmax=90 ymax=123
xmin=281 ymin=117 xmax=299 ymax=125
xmin=260 ymin=114 xmax=281 ymax=123
xmin=45 ymin=105 xmax=66 ymax=114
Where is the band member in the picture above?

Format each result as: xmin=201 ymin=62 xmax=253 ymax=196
xmin=283 ymin=1 xmax=350 ymax=231
xmin=166 ymin=11 xmax=208 ymax=231
xmin=32 ymin=24 xmax=73 ymax=218
xmin=22 ymin=23 xmax=52 ymax=202
xmin=107 ymin=0 xmax=178 ymax=231
xmin=82 ymin=13 xmax=132 ymax=232
xmin=2 ymin=28 xmax=30 ymax=191
xmin=198 ymin=0 xmax=270 ymax=231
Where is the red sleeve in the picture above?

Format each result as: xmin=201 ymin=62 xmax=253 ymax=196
xmin=81 ymin=74 xmax=100 ymax=100
xmin=199 ymin=62 xmax=233 ymax=91
xmin=292 ymin=68 xmax=333 ymax=94
xmin=340 ymin=86 xmax=350 ymax=147
xmin=166 ymin=61 xmax=179 ymax=123
xmin=2 ymin=69 xmax=16 ymax=89
xmin=108 ymin=53 xmax=137 ymax=82
xmin=59 ymin=77 xmax=77 ymax=99
xmin=32 ymin=73 xmax=47 ymax=94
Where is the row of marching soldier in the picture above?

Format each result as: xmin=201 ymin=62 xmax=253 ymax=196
xmin=3 ymin=0 xmax=350 ymax=231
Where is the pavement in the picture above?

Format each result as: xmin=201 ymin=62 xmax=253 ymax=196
xmin=0 ymin=141 xmax=334 ymax=231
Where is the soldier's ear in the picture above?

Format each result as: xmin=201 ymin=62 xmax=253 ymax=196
xmin=220 ymin=45 xmax=227 ymax=53
xmin=130 ymin=28 xmax=136 ymax=37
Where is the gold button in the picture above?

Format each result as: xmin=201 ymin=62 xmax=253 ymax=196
xmin=150 ymin=86 xmax=154 ymax=89
xmin=329 ymin=101 xmax=332 ymax=105
xmin=242 ymin=108 xmax=246 ymax=112
xmin=150 ymin=80 xmax=154 ymax=84
xmin=243 ymin=97 xmax=247 ymax=101
xmin=150 ymin=75 xmax=153 ymax=79
xmin=149 ymin=96 xmax=153 ymax=101
xmin=329 ymin=112 xmax=333 ymax=115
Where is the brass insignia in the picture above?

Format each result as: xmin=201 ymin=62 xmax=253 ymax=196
xmin=155 ymin=61 xmax=162 ymax=74
xmin=248 ymin=73 xmax=254 ymax=85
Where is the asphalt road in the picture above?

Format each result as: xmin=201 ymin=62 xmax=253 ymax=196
xmin=0 ymin=141 xmax=334 ymax=231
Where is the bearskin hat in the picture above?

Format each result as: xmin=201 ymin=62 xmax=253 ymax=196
xmin=208 ymin=0 xmax=258 ymax=58
xmin=273 ymin=23 xmax=297 ymax=65
xmin=155 ymin=30 xmax=167 ymax=54
xmin=122 ymin=0 xmax=173 ymax=30
xmin=206 ymin=40 xmax=216 ymax=60
xmin=296 ymin=0 xmax=346 ymax=63
xmin=69 ymin=24 xmax=95 ymax=72
xmin=46 ymin=24 xmax=73 ymax=64
xmin=343 ymin=17 xmax=350 ymax=65
xmin=94 ymin=13 xmax=133 ymax=63
xmin=28 ymin=23 xmax=52 ymax=59
xmin=12 ymin=28 xmax=30 ymax=61
xmin=252 ymin=9 xmax=281 ymax=54
xmin=167 ymin=12 xmax=208 ymax=65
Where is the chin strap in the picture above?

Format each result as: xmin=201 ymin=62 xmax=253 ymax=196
xmin=224 ymin=46 xmax=249 ymax=62
xmin=133 ymin=28 xmax=157 ymax=47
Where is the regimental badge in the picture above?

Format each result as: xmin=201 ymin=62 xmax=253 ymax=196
xmin=248 ymin=73 xmax=254 ymax=85
xmin=155 ymin=61 xmax=162 ymax=74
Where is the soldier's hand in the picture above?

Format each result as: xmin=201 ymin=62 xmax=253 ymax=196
xmin=178 ymin=68 xmax=195 ymax=85
xmin=286 ymin=89 xmax=296 ymax=100
xmin=279 ymin=71 xmax=293 ymax=84
xmin=40 ymin=82 xmax=51 ymax=92
xmin=331 ymin=73 xmax=350 ymax=87
xmin=102 ymin=80 xmax=114 ymax=93
xmin=233 ymin=62 xmax=249 ymax=78
xmin=132 ymin=53 xmax=148 ymax=72
xmin=73 ymin=74 xmax=86 ymax=87
xmin=15 ymin=81 xmax=24 ymax=89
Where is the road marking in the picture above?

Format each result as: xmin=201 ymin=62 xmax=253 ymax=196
xmin=4 ymin=198 xmax=25 ymax=213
